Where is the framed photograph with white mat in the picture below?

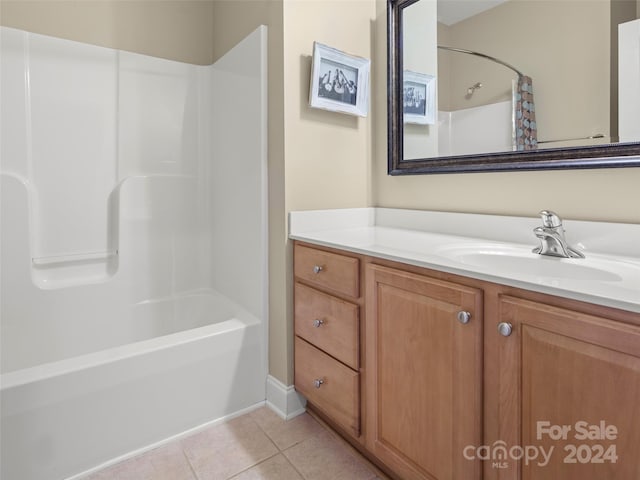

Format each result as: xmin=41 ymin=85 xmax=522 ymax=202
xmin=403 ymin=70 xmax=435 ymax=125
xmin=309 ymin=42 xmax=370 ymax=117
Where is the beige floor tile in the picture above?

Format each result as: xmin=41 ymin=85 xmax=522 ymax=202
xmin=249 ymin=406 xmax=283 ymax=431
xmin=181 ymin=414 xmax=279 ymax=480
xmin=143 ymin=442 xmax=197 ymax=480
xmin=250 ymin=408 xmax=325 ymax=450
xmin=84 ymin=443 xmax=195 ymax=480
xmin=229 ymin=454 xmax=304 ymax=480
xmin=283 ymin=430 xmax=378 ymax=480
xmin=85 ymin=407 xmax=389 ymax=480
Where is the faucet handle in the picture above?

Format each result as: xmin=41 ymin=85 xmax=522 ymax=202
xmin=539 ymin=210 xmax=562 ymax=228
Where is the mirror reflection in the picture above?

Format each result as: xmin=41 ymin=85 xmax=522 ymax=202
xmin=402 ymin=0 xmax=640 ymax=161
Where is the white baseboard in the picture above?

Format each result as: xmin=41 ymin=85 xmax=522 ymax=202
xmin=265 ymin=374 xmax=306 ymax=420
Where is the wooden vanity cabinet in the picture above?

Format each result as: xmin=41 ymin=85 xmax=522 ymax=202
xmin=486 ymin=295 xmax=640 ymax=480
xmin=292 ymin=241 xmax=640 ymax=480
xmin=364 ymin=264 xmax=483 ymax=480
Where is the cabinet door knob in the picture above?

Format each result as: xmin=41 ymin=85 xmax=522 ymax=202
xmin=312 ymin=265 xmax=323 ymax=274
xmin=457 ymin=311 xmax=472 ymax=324
xmin=498 ymin=322 xmax=513 ymax=337
xmin=313 ymin=378 xmax=324 ymax=388
xmin=313 ymin=319 xmax=324 ymax=328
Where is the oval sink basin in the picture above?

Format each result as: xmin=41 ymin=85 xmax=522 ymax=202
xmin=437 ymin=244 xmax=624 ymax=282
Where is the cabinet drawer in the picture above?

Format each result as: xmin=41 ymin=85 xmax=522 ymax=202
xmin=295 ymin=283 xmax=359 ymax=369
xmin=294 ymin=244 xmax=359 ymax=298
xmin=294 ymin=337 xmax=360 ymax=436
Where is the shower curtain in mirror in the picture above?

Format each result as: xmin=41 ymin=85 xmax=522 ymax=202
xmin=515 ymin=75 xmax=537 ymax=150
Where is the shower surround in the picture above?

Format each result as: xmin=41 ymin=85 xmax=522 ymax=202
xmin=0 ymin=26 xmax=268 ymax=480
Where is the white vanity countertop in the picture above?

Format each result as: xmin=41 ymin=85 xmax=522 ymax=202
xmin=289 ymin=208 xmax=640 ymax=313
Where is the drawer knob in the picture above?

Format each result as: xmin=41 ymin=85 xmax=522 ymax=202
xmin=312 ymin=265 xmax=323 ymax=274
xmin=498 ymin=322 xmax=513 ymax=337
xmin=457 ymin=311 xmax=471 ymax=324
xmin=313 ymin=319 xmax=325 ymax=328
xmin=314 ymin=378 xmax=325 ymax=388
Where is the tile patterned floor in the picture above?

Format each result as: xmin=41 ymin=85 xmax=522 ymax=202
xmin=85 ymin=407 xmax=387 ymax=480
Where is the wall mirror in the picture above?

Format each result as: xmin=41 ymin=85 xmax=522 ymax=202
xmin=388 ymin=0 xmax=640 ymax=174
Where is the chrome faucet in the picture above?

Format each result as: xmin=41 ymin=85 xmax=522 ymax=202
xmin=532 ymin=210 xmax=585 ymax=258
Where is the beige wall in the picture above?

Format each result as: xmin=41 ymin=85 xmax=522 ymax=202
xmin=283 ymin=0 xmax=373 ymax=212
xmin=0 ymin=0 xmax=215 ymax=64
xmin=441 ymin=1 xmax=613 ymax=145
xmin=436 ymin=21 xmax=452 ymax=111
xmin=373 ymin=1 xmax=640 ymax=225
xmin=403 ymin=0 xmax=438 ymax=159
xmin=281 ymin=0 xmax=374 ymax=383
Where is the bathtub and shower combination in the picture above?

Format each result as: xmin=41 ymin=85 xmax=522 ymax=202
xmin=0 ymin=26 xmax=269 ymax=480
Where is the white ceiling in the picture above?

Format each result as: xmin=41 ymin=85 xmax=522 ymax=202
xmin=437 ymin=0 xmax=510 ymax=26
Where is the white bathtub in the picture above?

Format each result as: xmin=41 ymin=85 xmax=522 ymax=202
xmin=1 ymin=24 xmax=269 ymax=480
xmin=0 ymin=290 xmax=266 ymax=480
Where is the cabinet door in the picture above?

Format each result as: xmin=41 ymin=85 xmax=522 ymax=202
xmin=365 ymin=265 xmax=483 ymax=480
xmin=494 ymin=296 xmax=640 ymax=480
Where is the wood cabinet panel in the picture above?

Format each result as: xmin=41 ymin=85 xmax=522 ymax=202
xmin=294 ymin=243 xmax=359 ymax=298
xmin=294 ymin=282 xmax=359 ymax=369
xmin=365 ymin=264 xmax=483 ymax=480
xmin=495 ymin=296 xmax=640 ymax=480
xmin=294 ymin=337 xmax=360 ymax=436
